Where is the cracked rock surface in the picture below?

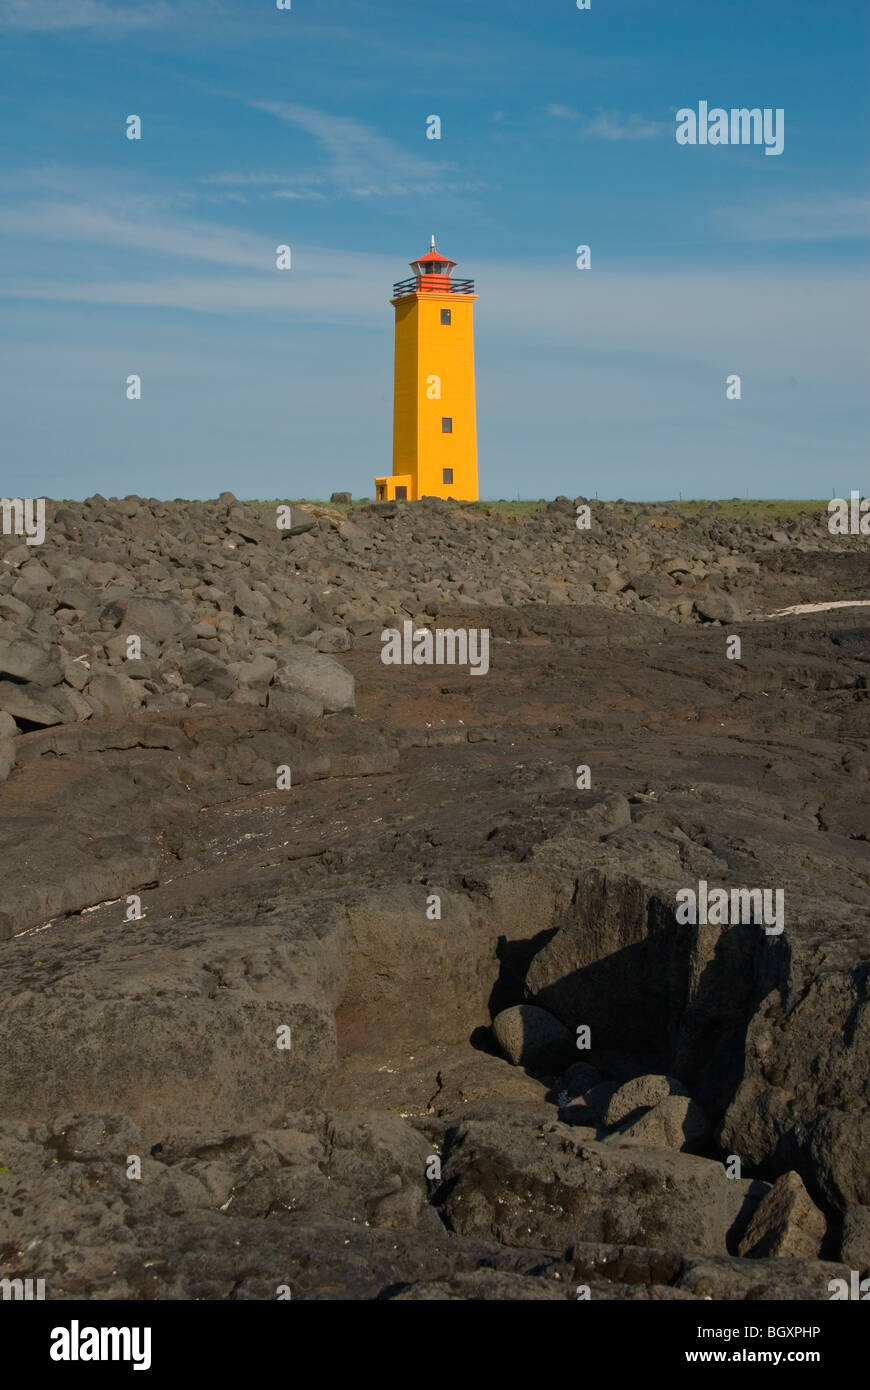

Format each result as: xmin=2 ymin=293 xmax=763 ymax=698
xmin=0 ymin=497 xmax=867 ymax=1299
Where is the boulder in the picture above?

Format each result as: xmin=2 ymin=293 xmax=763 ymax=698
xmin=265 ymin=686 xmax=323 ymax=720
xmin=737 ymin=1171 xmax=827 ymax=1259
xmin=605 ymin=1074 xmax=690 ymax=1128
xmin=180 ymin=651 xmax=235 ymax=700
xmin=492 ymin=1004 xmax=575 ymax=1071
xmin=0 ymin=637 xmax=62 ymax=687
xmin=0 ymin=594 xmax=34 ymax=621
xmin=54 ymin=581 xmax=98 ymax=612
xmin=12 ymin=559 xmax=53 ymax=599
xmin=278 ymin=509 xmax=317 ymax=538
xmin=316 ymin=627 xmax=353 ymax=654
xmin=0 ymin=711 xmax=19 ymax=740
xmin=230 ymin=582 xmax=271 ymax=620
xmin=606 ymin=1093 xmax=710 ymax=1151
xmin=87 ymin=669 xmax=145 ymax=718
xmin=273 ymin=645 xmax=355 ymax=715
xmin=694 ymin=586 xmax=742 ymax=624
xmin=226 ymin=654 xmax=278 ymax=691
xmin=121 ymin=596 xmax=187 ymax=643
xmin=0 ymin=680 xmax=76 ymax=727
xmin=439 ymin=1117 xmax=767 ymax=1257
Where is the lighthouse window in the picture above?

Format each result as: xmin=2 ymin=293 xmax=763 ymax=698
xmin=441 ymin=309 xmax=451 ymax=325
xmin=443 ymin=469 xmax=454 ymax=484
xmin=441 ymin=417 xmax=453 ymax=433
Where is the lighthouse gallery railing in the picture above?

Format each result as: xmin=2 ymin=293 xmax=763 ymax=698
xmin=391 ymin=277 xmax=475 ymax=298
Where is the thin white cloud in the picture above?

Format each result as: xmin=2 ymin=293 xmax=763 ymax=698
xmin=546 ymin=104 xmax=668 ymax=140
xmin=1 ymin=186 xmax=863 ymax=365
xmin=0 ymin=198 xmax=271 ymax=269
xmin=2 ymin=259 xmax=866 ymax=379
xmin=202 ymin=173 xmax=327 ymax=187
xmin=250 ymin=100 xmax=457 ymax=197
xmin=0 ymin=259 xmax=390 ymax=321
xmin=0 ymin=0 xmax=205 ymax=31
xmin=201 ymin=172 xmax=328 ymax=201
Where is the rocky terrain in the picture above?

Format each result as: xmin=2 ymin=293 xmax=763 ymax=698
xmin=0 ymin=493 xmax=867 ymax=1301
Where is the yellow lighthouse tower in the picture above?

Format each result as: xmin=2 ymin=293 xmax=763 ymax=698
xmin=375 ymin=237 xmax=479 ymax=502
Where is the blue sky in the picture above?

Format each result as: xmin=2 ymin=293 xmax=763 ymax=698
xmin=0 ymin=0 xmax=867 ymax=501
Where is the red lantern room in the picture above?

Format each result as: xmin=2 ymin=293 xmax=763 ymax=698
xmin=409 ymin=235 xmax=456 ymax=292
xmin=392 ymin=235 xmax=475 ymax=300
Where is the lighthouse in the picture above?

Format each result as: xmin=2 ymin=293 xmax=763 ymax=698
xmin=375 ymin=237 xmax=479 ymax=503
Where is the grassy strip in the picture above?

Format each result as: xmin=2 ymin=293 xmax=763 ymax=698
xmin=246 ymin=497 xmax=830 ymax=525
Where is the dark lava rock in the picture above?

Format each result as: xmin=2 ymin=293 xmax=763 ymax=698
xmin=492 ymin=1003 xmax=575 ymax=1070
xmin=0 ymin=495 xmax=867 ymax=1301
